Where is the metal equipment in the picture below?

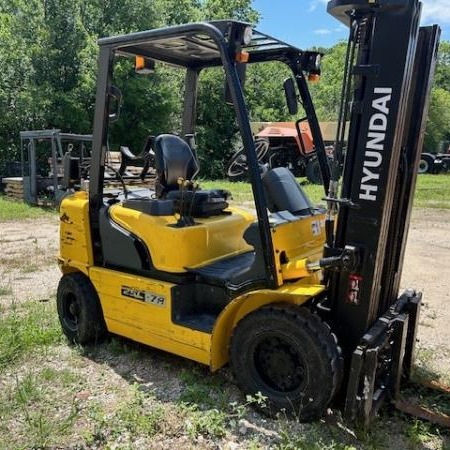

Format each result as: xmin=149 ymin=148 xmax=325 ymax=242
xmin=19 ymin=130 xmax=92 ymax=205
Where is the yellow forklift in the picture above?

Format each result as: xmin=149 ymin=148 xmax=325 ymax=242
xmin=57 ymin=0 xmax=441 ymax=424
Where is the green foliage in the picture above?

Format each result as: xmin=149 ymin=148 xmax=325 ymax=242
xmin=422 ymin=41 xmax=450 ymax=153
xmin=245 ymin=62 xmax=292 ymax=121
xmin=114 ymin=388 xmax=164 ymax=437
xmin=424 ymin=87 xmax=450 ymax=152
xmin=309 ymin=42 xmax=347 ymax=121
xmin=434 ymin=41 xmax=450 ymax=92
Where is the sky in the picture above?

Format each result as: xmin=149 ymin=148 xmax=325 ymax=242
xmin=252 ymin=0 xmax=450 ymax=50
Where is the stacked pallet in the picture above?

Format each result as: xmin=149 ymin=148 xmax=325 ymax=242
xmin=2 ymin=177 xmax=24 ymax=201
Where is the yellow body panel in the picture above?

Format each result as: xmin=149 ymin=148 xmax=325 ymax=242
xmin=271 ymin=212 xmax=326 ymax=285
xmin=58 ymin=191 xmax=93 ymax=275
xmin=89 ymin=267 xmax=211 ymax=365
xmin=109 ymin=204 xmax=254 ymax=272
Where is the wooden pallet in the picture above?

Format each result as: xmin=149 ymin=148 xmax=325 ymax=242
xmin=2 ymin=177 xmax=24 ymax=201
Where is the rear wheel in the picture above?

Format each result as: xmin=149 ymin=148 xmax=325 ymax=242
xmin=418 ymin=153 xmax=434 ymax=174
xmin=230 ymin=304 xmax=342 ymax=420
xmin=57 ymin=272 xmax=106 ymax=344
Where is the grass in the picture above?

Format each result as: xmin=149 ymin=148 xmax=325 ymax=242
xmin=414 ymin=174 xmax=450 ymax=209
xmin=0 ymin=174 xmax=447 ymax=222
xmin=0 ymin=299 xmax=63 ymax=370
xmin=0 ymin=298 xmax=448 ymax=448
xmin=202 ymin=173 xmax=450 ymax=209
xmin=0 ymin=196 xmax=54 ymax=221
xmin=201 ymin=178 xmax=326 ymax=206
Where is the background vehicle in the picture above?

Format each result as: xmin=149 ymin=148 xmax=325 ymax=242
xmin=56 ymin=0 xmax=443 ymax=426
xmin=419 ymin=149 xmax=450 ymax=173
xmin=227 ymin=121 xmax=336 ymax=184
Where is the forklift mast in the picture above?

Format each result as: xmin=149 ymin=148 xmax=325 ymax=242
xmin=327 ymin=0 xmax=440 ymax=349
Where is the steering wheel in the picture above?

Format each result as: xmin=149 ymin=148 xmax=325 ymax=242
xmin=227 ymin=138 xmax=270 ymax=180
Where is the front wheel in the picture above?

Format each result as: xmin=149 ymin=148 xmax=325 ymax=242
xmin=57 ymin=272 xmax=106 ymax=344
xmin=230 ymin=304 xmax=342 ymax=420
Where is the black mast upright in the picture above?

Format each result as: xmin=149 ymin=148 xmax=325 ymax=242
xmin=327 ymin=0 xmax=437 ymax=351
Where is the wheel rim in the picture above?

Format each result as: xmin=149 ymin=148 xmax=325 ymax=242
xmin=418 ymin=159 xmax=428 ymax=173
xmin=253 ymin=334 xmax=307 ymax=393
xmin=61 ymin=292 xmax=79 ymax=332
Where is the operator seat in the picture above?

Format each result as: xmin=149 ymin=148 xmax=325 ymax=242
xmin=154 ymin=134 xmax=199 ymax=197
xmin=151 ymin=133 xmax=229 ymax=218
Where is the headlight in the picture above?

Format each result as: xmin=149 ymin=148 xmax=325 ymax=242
xmin=315 ymin=54 xmax=322 ymax=71
xmin=243 ymin=26 xmax=253 ymax=45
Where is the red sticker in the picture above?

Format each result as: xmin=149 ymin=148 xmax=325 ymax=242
xmin=347 ymin=275 xmax=363 ymax=305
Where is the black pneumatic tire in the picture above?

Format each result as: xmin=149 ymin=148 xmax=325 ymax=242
xmin=57 ymin=272 xmax=107 ymax=345
xmin=418 ymin=153 xmax=434 ymax=174
xmin=230 ymin=304 xmax=342 ymax=421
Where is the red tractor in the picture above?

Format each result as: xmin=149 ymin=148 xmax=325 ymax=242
xmin=227 ymin=121 xmax=334 ymax=184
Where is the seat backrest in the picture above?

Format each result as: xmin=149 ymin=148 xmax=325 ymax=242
xmin=154 ymin=134 xmax=199 ymax=193
xmin=262 ymin=167 xmax=314 ymax=215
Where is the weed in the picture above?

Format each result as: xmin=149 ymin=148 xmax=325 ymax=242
xmin=14 ymin=372 xmax=43 ymax=406
xmin=116 ymin=393 xmax=164 ymax=436
xmin=405 ymin=419 xmax=436 ymax=446
xmin=181 ymin=403 xmax=227 ymax=439
xmin=23 ymin=399 xmax=79 ymax=449
xmin=0 ymin=299 xmax=62 ymax=370
xmin=275 ymin=422 xmax=358 ymax=450
xmin=39 ymin=366 xmax=80 ymax=387
xmin=179 ymin=367 xmax=229 ymax=409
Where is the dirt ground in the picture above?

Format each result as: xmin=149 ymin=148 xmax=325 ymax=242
xmin=0 ymin=208 xmax=449 ymax=449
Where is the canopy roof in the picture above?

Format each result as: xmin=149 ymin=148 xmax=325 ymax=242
xmin=98 ymin=20 xmax=316 ymax=69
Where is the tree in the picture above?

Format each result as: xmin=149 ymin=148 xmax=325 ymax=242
xmin=434 ymin=41 xmax=450 ymax=92
xmin=0 ymin=5 xmax=46 ymax=173
xmin=308 ymin=42 xmax=347 ymax=122
xmin=424 ymin=87 xmax=450 ymax=152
